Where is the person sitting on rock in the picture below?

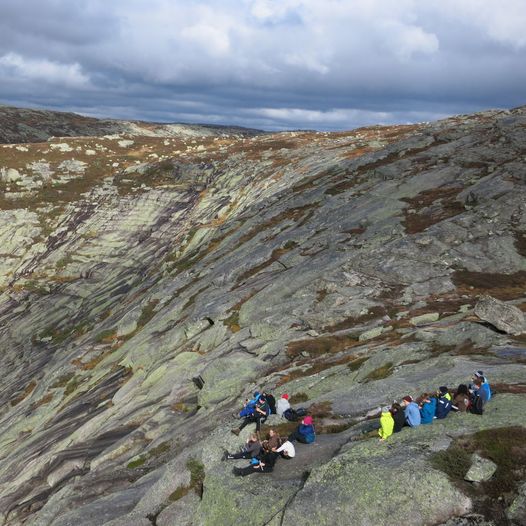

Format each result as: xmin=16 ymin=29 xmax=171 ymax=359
xmin=232 ymin=443 xmax=278 ymax=476
xmin=263 ymin=391 xmax=277 ymax=414
xmin=391 ymin=402 xmax=406 ymax=433
xmin=418 ymin=393 xmax=436 ymax=424
xmin=232 ymin=395 xmax=270 ymax=436
xmin=288 ymin=415 xmax=316 ymax=443
xmin=401 ymin=396 xmax=421 ymax=427
xmin=378 ymin=406 xmax=394 ymax=441
xmin=472 ymin=371 xmax=491 ymax=402
xmin=224 ymin=433 xmax=262 ymax=460
xmin=435 ymin=386 xmax=452 ymax=419
xmin=452 ymin=384 xmax=470 ymax=412
xmin=275 ymin=439 xmax=296 ymax=459
xmin=276 ymin=393 xmax=291 ymax=417
xmin=264 ymin=428 xmax=281 ymax=451
xmin=472 ymin=377 xmax=490 ymax=405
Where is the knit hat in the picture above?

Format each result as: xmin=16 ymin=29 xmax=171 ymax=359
xmin=281 ymin=393 xmax=289 ymax=400
xmin=439 ymin=386 xmax=448 ymax=396
xmin=303 ymin=416 xmax=313 ymax=425
xmin=402 ymin=396 xmax=413 ymax=403
xmin=382 ymin=406 xmax=391 ymax=413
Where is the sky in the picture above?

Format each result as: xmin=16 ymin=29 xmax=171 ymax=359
xmin=0 ymin=0 xmax=525 ymax=131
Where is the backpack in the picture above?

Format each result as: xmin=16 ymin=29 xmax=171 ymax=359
xmin=295 ymin=407 xmax=308 ymax=418
xmin=283 ymin=408 xmax=297 ymax=421
xmin=469 ymin=394 xmax=484 ymax=415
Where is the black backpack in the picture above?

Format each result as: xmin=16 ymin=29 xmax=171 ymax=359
xmin=469 ymin=394 xmax=484 ymax=415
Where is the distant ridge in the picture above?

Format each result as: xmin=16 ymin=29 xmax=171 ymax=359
xmin=0 ymin=104 xmax=263 ymax=144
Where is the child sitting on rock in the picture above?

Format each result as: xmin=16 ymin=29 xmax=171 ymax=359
xmin=288 ymin=415 xmax=316 ymax=443
xmin=452 ymin=384 xmax=470 ymax=412
xmin=275 ymin=440 xmax=295 ymax=459
xmin=276 ymin=393 xmax=291 ymax=417
xmin=435 ymin=386 xmax=452 ymax=419
xmin=391 ymin=402 xmax=406 ymax=433
xmin=224 ymin=433 xmax=261 ymax=460
xmin=418 ymin=393 xmax=436 ymax=424
xmin=378 ymin=406 xmax=394 ymax=441
xmin=232 ymin=443 xmax=278 ymax=476
xmin=401 ymin=396 xmax=421 ymax=427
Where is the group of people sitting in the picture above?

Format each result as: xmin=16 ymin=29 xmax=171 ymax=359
xmin=226 ymin=391 xmax=316 ymax=476
xmin=378 ymin=370 xmax=492 ymax=441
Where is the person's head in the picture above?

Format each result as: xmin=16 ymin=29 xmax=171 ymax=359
xmin=472 ymin=371 xmax=485 ymax=382
xmin=457 ymin=384 xmax=469 ymax=396
xmin=303 ymin=416 xmax=313 ymax=425
xmin=438 ymin=386 xmax=448 ymax=397
xmin=401 ymin=396 xmax=413 ymax=407
xmin=248 ymin=433 xmax=258 ymax=442
xmin=391 ymin=402 xmax=402 ymax=414
xmin=474 ymin=377 xmax=482 ymax=387
xmin=268 ymin=429 xmax=276 ymax=438
xmin=381 ymin=405 xmax=391 ymax=414
xmin=417 ymin=393 xmax=430 ymax=404
xmin=281 ymin=393 xmax=289 ymax=400
xmin=253 ymin=391 xmax=260 ymax=398
xmin=258 ymin=396 xmax=266 ymax=405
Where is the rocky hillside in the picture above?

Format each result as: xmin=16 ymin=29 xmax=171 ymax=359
xmin=0 ymin=105 xmax=260 ymax=144
xmin=0 ymin=106 xmax=525 ymax=526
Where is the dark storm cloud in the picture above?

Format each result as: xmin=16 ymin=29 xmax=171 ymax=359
xmin=0 ymin=0 xmax=525 ymax=130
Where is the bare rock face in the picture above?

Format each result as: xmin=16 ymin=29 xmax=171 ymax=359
xmin=474 ymin=296 xmax=526 ymax=335
xmin=0 ymin=105 xmax=525 ymax=525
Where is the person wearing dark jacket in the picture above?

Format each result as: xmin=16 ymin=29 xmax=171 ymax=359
xmin=232 ymin=396 xmax=269 ymax=435
xmin=391 ymin=403 xmax=405 ymax=433
xmin=232 ymin=446 xmax=278 ymax=476
xmin=435 ymin=386 xmax=452 ymax=419
xmin=224 ymin=433 xmax=261 ymax=460
xmin=288 ymin=416 xmax=316 ymax=443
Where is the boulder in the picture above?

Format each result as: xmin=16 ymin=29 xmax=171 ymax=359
xmin=474 ymin=296 xmax=526 ymax=336
xmin=464 ymin=453 xmax=497 ymax=482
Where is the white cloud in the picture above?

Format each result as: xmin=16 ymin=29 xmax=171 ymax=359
xmin=0 ymin=0 xmax=524 ymax=130
xmin=0 ymin=52 xmax=89 ymax=87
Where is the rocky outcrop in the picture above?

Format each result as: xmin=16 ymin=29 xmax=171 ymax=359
xmin=0 ymin=105 xmax=525 ymax=525
xmin=474 ymin=295 xmax=526 ymax=335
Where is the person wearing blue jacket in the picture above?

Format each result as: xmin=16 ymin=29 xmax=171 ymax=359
xmin=288 ymin=416 xmax=316 ymax=443
xmin=401 ymin=396 xmax=421 ymax=427
xmin=419 ymin=393 xmax=436 ymax=424
xmin=473 ymin=371 xmax=491 ymax=402
xmin=435 ymin=386 xmax=452 ymax=419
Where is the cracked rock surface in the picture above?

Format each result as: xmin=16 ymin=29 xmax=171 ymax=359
xmin=0 ymin=105 xmax=525 ymax=525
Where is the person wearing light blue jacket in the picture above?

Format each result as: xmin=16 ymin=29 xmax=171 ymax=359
xmin=419 ymin=394 xmax=437 ymax=424
xmin=401 ymin=396 xmax=421 ymax=427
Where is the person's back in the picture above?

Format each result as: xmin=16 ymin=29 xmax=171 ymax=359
xmin=453 ymin=384 xmax=470 ymax=412
xmin=436 ymin=395 xmax=452 ymax=419
xmin=276 ymin=395 xmax=291 ymax=417
xmin=265 ymin=393 xmax=277 ymax=415
xmin=276 ymin=440 xmax=295 ymax=458
xmin=420 ymin=397 xmax=436 ymax=424
xmin=378 ymin=406 xmax=394 ymax=440
xmin=403 ymin=399 xmax=421 ymax=427
xmin=391 ymin=403 xmax=405 ymax=433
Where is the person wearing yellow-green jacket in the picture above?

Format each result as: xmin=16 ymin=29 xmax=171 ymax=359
xmin=378 ymin=406 xmax=394 ymax=441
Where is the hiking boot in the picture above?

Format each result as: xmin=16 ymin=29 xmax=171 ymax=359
xmin=222 ymin=450 xmax=230 ymax=461
xmin=231 ymin=427 xmax=241 ymax=436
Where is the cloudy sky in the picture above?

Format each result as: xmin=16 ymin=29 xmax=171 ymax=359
xmin=0 ymin=0 xmax=525 ymax=130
